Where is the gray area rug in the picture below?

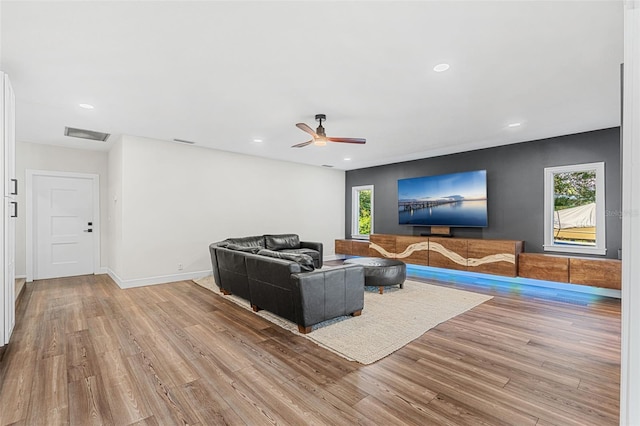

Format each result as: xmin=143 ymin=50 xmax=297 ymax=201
xmin=193 ymin=275 xmax=492 ymax=365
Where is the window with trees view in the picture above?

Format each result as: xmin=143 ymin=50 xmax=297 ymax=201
xmin=352 ymin=185 xmax=373 ymax=239
xmin=544 ymin=162 xmax=606 ymax=255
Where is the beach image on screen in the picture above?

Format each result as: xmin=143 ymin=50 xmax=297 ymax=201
xmin=398 ymin=170 xmax=488 ymax=227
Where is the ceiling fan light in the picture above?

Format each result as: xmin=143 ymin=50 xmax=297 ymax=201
xmin=314 ymin=137 xmax=327 ymax=146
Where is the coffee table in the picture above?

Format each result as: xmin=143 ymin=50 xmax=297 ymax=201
xmin=343 ymin=257 xmax=406 ymax=294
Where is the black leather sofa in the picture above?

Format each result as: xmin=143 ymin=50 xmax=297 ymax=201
xmin=209 ymin=234 xmax=364 ymax=333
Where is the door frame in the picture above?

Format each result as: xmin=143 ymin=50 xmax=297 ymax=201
xmin=26 ymin=170 xmax=101 ymax=282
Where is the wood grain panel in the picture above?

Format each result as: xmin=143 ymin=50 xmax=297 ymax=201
xmin=429 ymin=237 xmax=468 ymax=271
xmin=351 ymin=240 xmax=372 ymax=257
xmin=518 ymin=253 xmax=570 ymax=282
xmin=338 ymin=235 xmax=524 ymax=278
xmin=467 ymin=239 xmax=522 ymax=277
xmin=0 ymin=270 xmax=620 ymax=426
xmin=0 ymin=350 xmax=37 ymax=424
xmin=334 ymin=239 xmax=352 ymax=255
xmin=569 ymin=258 xmax=622 ymax=289
xmin=369 ymin=234 xmax=396 ymax=258
xmin=24 ymin=354 xmax=70 ymax=425
xmin=395 ymin=236 xmax=429 ymax=266
xmin=68 ymin=375 xmax=114 ymax=426
xmin=430 ymin=226 xmax=451 ymax=236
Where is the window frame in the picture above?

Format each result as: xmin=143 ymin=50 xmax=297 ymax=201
xmin=351 ymin=185 xmax=374 ymax=240
xmin=543 ymin=162 xmax=606 ymax=255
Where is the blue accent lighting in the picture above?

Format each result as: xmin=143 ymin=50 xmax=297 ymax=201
xmin=406 ymin=264 xmax=620 ymax=304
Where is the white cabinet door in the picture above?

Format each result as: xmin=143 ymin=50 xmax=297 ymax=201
xmin=0 ymin=198 xmax=3 ymax=344
xmin=3 ymin=74 xmax=15 ymax=197
xmin=1 ymin=71 xmax=15 ymax=345
xmin=3 ymin=197 xmax=15 ymax=344
xmin=0 ymin=72 xmax=5 ymax=186
xmin=0 ymin=72 xmax=4 ymax=346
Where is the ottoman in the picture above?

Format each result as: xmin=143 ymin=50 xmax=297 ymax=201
xmin=343 ymin=257 xmax=406 ymax=294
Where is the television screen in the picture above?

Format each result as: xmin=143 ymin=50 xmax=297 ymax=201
xmin=398 ymin=170 xmax=488 ymax=227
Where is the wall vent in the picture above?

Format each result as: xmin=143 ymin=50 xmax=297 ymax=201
xmin=64 ymin=126 xmax=110 ymax=141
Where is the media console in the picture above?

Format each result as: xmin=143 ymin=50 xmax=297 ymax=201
xmin=335 ymin=234 xmax=622 ymax=289
xmin=336 ymin=234 xmax=523 ymax=277
xmin=518 ymin=253 xmax=621 ymax=290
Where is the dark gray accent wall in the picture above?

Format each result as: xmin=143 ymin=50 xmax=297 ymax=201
xmin=345 ymin=127 xmax=622 ymax=258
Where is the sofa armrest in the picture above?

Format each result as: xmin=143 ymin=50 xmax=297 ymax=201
xmin=209 ymin=241 xmax=229 ymax=290
xmin=291 ymin=264 xmax=364 ymax=328
xmin=300 ymin=241 xmax=323 ymax=268
xmin=211 ymin=245 xmax=257 ymax=299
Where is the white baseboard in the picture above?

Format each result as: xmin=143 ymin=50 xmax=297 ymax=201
xmin=107 ymin=268 xmax=212 ymax=289
xmin=96 ymin=267 xmax=108 ymax=275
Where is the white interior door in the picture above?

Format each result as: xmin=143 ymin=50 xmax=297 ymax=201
xmin=33 ymin=174 xmax=95 ymax=279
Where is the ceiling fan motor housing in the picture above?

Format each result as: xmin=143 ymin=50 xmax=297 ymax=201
xmin=315 ymin=114 xmax=327 ymax=136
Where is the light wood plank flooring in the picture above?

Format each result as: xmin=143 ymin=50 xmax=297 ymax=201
xmin=0 ymin=269 xmax=620 ymax=425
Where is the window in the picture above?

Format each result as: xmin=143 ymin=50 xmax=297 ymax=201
xmin=352 ymin=185 xmax=373 ymax=239
xmin=544 ymin=162 xmax=606 ymax=255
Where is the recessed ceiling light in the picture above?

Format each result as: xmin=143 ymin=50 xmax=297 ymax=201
xmin=343 ymin=157 xmax=351 ymax=161
xmin=507 ymin=122 xmax=522 ymax=128
xmin=433 ymin=63 xmax=450 ymax=72
xmin=253 ymin=138 xmax=263 ymax=143
xmin=79 ymin=103 xmax=94 ymax=109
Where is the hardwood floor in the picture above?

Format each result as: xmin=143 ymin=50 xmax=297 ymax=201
xmin=0 ymin=269 xmax=620 ymax=425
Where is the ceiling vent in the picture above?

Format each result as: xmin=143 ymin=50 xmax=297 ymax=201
xmin=64 ymin=126 xmax=110 ymax=142
xmin=321 ymin=164 xmax=334 ymax=168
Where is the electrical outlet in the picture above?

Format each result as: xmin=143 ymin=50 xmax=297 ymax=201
xmin=178 ymin=263 xmax=183 ymax=271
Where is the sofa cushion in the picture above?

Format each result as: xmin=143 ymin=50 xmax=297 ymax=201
xmin=226 ymin=236 xmax=265 ymax=249
xmin=226 ymin=243 xmax=262 ymax=254
xmin=257 ymin=249 xmax=315 ymax=272
xmin=280 ymin=248 xmax=320 ymax=265
xmin=264 ymin=234 xmax=300 ymax=251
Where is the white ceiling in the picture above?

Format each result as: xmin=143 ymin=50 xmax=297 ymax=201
xmin=0 ymin=1 xmax=623 ymax=171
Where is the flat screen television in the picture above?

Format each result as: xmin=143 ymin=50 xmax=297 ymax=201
xmin=398 ymin=170 xmax=488 ymax=227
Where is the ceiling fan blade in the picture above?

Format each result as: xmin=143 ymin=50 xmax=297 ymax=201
xmin=327 ymin=137 xmax=366 ymax=144
xmin=296 ymin=123 xmax=318 ymax=138
xmin=291 ymin=139 xmax=313 ymax=148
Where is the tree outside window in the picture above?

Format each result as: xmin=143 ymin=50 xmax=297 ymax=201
xmin=553 ymin=171 xmax=596 ymax=245
xmin=352 ymin=185 xmax=373 ymax=239
xmin=358 ymin=189 xmax=372 ymax=235
xmin=544 ymin=162 xmax=606 ymax=255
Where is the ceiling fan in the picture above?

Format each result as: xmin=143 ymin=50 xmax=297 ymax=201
xmin=292 ymin=114 xmax=366 ymax=148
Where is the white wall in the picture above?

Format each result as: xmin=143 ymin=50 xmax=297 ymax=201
xmin=107 ymin=135 xmax=123 ymax=277
xmin=108 ymin=135 xmax=345 ymax=287
xmin=15 ymin=141 xmax=109 ymax=276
